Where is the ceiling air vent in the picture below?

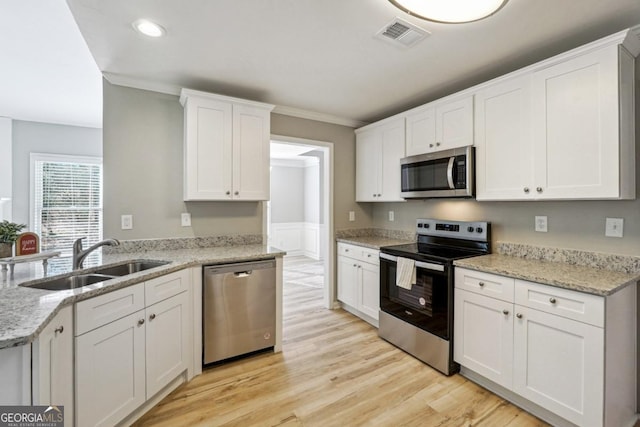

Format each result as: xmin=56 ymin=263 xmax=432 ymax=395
xmin=376 ymin=18 xmax=430 ymax=48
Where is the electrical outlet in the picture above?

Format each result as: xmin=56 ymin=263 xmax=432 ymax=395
xmin=181 ymin=212 xmax=191 ymax=227
xmin=388 ymin=211 xmax=395 ymax=221
xmin=348 ymin=211 xmax=355 ymax=222
xmin=535 ymin=216 xmax=547 ymax=233
xmin=605 ymin=217 xmax=623 ymax=238
xmin=121 ymin=214 xmax=133 ymax=230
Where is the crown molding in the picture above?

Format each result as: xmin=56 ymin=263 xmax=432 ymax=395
xmin=103 ymin=73 xmax=366 ymax=128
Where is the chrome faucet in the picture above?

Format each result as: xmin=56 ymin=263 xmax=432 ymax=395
xmin=72 ymin=237 xmax=120 ymax=270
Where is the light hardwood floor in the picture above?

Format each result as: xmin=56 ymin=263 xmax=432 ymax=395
xmin=133 ymin=259 xmax=548 ymax=427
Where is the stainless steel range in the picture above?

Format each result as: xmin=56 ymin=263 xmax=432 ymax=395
xmin=378 ymin=219 xmax=491 ymax=375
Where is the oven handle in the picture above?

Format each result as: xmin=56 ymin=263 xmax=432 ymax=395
xmin=379 ymin=253 xmax=445 ymax=272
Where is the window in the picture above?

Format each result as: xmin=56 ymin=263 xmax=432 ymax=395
xmin=31 ymin=153 xmax=103 ymax=269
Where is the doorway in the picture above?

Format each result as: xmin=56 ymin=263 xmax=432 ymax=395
xmin=265 ymin=135 xmax=334 ymax=309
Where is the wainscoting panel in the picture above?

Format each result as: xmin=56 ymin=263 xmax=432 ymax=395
xmin=271 ymin=222 xmax=322 ymax=259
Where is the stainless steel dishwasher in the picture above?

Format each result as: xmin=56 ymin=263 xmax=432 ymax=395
xmin=203 ymin=259 xmax=276 ymax=365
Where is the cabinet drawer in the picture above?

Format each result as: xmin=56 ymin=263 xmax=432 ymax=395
xmin=75 ymin=283 xmax=145 ymax=336
xmin=145 ymin=269 xmax=189 ymax=306
xmin=337 ymin=243 xmax=379 ymax=265
xmin=515 ymin=280 xmax=604 ymax=327
xmin=455 ymin=268 xmax=515 ymax=303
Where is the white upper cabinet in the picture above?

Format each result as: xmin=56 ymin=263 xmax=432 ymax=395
xmin=405 ymin=95 xmax=473 ymax=156
xmin=180 ymin=89 xmax=274 ymax=201
xmin=476 ymin=30 xmax=638 ymax=201
xmin=475 ymin=75 xmax=534 ymax=200
xmin=355 ymin=116 xmax=405 ymax=202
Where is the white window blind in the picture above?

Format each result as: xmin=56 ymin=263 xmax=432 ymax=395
xmin=31 ymin=154 xmax=103 ymax=268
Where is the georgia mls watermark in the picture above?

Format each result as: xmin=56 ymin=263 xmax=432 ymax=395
xmin=0 ymin=406 xmax=63 ymax=427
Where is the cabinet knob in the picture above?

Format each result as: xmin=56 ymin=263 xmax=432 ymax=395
xmin=549 ymin=297 xmax=556 ymax=304
xmin=478 ymin=282 xmax=485 ymax=287
xmin=358 ymin=265 xmax=362 ymax=269
xmin=516 ymin=313 xmax=523 ymax=319
xmin=234 ymin=191 xmax=239 ymax=196
xmin=536 ymin=187 xmax=543 ymax=193
xmin=138 ymin=318 xmax=145 ymax=326
xmin=345 ymin=248 xmax=349 ymax=252
xmin=226 ymin=191 xmax=231 ymax=195
xmin=54 ymin=326 xmax=64 ymax=334
xmin=429 ymin=143 xmax=434 ymax=148
xmin=502 ymin=309 xmax=509 ymax=316
xmin=436 ymin=142 xmax=441 ymax=147
xmin=373 ymin=194 xmax=376 ymax=197
xmin=377 ymin=194 xmax=382 ymax=197
xmin=523 ymin=187 xmax=530 ymax=193
xmin=367 ymin=254 xmax=371 ymax=258
xmin=149 ymin=313 xmax=156 ymax=320
xmin=353 ymin=264 xmax=357 ymax=267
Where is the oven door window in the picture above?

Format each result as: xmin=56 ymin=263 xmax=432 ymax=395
xmin=380 ymin=258 xmax=451 ymax=340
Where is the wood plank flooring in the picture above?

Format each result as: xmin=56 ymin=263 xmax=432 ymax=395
xmin=133 ymin=258 xmax=548 ymax=427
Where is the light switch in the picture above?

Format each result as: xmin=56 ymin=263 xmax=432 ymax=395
xmin=121 ymin=214 xmax=133 ymax=230
xmin=605 ymin=217 xmax=623 ymax=238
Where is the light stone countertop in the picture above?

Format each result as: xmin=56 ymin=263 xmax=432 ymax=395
xmin=0 ymin=244 xmax=285 ymax=350
xmin=454 ymin=254 xmax=640 ymax=296
xmin=336 ymin=236 xmax=414 ymax=250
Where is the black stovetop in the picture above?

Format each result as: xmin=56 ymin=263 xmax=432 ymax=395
xmin=380 ymin=242 xmax=487 ymax=263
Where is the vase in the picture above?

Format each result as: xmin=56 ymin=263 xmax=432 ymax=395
xmin=0 ymin=242 xmax=12 ymax=258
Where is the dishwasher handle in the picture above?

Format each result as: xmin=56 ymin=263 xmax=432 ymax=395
xmin=233 ymin=270 xmax=253 ymax=278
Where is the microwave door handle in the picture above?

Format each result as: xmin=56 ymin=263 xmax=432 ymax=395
xmin=446 ymin=156 xmax=455 ymax=189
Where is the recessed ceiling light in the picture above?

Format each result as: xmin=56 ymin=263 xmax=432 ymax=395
xmin=388 ymin=0 xmax=509 ymax=24
xmin=132 ymin=19 xmax=165 ymax=37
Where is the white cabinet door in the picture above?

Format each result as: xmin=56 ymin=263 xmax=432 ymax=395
xmin=359 ymin=262 xmax=380 ymax=320
xmin=337 ymin=255 xmax=359 ymax=308
xmin=379 ymin=118 xmax=405 ymax=202
xmin=454 ymin=289 xmax=513 ymax=389
xmin=76 ymin=311 xmax=146 ymax=427
xmin=146 ymin=292 xmax=189 ymax=398
xmin=33 ymin=306 xmax=73 ymax=427
xmin=183 ymin=97 xmax=233 ymax=201
xmin=531 ymin=45 xmax=621 ymax=199
xmin=436 ymin=96 xmax=473 ymax=151
xmin=355 ymin=129 xmax=381 ymax=202
xmin=232 ymin=104 xmax=271 ymax=200
xmin=513 ymin=306 xmax=604 ymax=427
xmin=405 ymin=106 xmax=436 ymax=156
xmin=475 ymin=75 xmax=534 ymax=200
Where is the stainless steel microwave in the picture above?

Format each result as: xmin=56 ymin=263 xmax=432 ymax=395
xmin=400 ymin=146 xmax=474 ymax=199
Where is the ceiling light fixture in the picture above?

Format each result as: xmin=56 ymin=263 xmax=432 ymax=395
xmin=132 ymin=19 xmax=165 ymax=37
xmin=388 ymin=0 xmax=509 ymax=24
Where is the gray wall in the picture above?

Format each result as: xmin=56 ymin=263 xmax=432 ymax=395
xmin=11 ymin=120 xmax=102 ymax=226
xmin=270 ymin=164 xmax=304 ymax=223
xmin=103 ymin=81 xmax=366 ymax=239
xmin=304 ymin=162 xmax=320 ymax=223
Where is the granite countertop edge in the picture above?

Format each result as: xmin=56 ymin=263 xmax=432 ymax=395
xmin=336 ymin=236 xmax=414 ymax=250
xmin=454 ymin=254 xmax=640 ymax=297
xmin=0 ymin=245 xmax=285 ymax=350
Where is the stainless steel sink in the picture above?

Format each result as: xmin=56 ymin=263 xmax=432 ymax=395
xmin=20 ymin=259 xmax=170 ymax=291
xmin=25 ymin=274 xmax=115 ymax=291
xmin=93 ymin=260 xmax=169 ymax=276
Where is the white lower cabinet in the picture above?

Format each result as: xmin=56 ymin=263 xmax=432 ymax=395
xmin=337 ymin=243 xmax=380 ymax=324
xmin=75 ymin=269 xmax=191 ymax=427
xmin=32 ymin=305 xmax=74 ymax=427
xmin=454 ymin=267 xmax=636 ymax=427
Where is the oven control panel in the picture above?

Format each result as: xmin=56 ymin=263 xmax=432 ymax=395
xmin=416 ymin=219 xmax=489 ymax=241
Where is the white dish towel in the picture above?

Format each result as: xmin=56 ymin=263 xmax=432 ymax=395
xmin=396 ymin=257 xmax=416 ymax=290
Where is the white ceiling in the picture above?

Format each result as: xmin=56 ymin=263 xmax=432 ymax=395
xmin=0 ymin=1 xmax=102 ymax=128
xmin=4 ymin=1 xmax=640 ymax=129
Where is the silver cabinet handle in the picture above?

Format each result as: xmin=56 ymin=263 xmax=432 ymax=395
xmin=516 ymin=313 xmax=523 ymax=319
xmin=149 ymin=313 xmax=156 ymax=320
xmin=138 ymin=318 xmax=145 ymax=326
xmin=478 ymin=282 xmax=485 ymax=287
xmin=54 ymin=326 xmax=64 ymax=334
xmin=536 ymin=187 xmax=543 ymax=193
xmin=524 ymin=187 xmax=530 ymax=193
xmin=549 ymin=297 xmax=556 ymax=304
xmin=502 ymin=309 xmax=509 ymax=315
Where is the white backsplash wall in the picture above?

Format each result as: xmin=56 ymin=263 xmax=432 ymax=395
xmin=371 ymin=198 xmax=640 ymax=256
